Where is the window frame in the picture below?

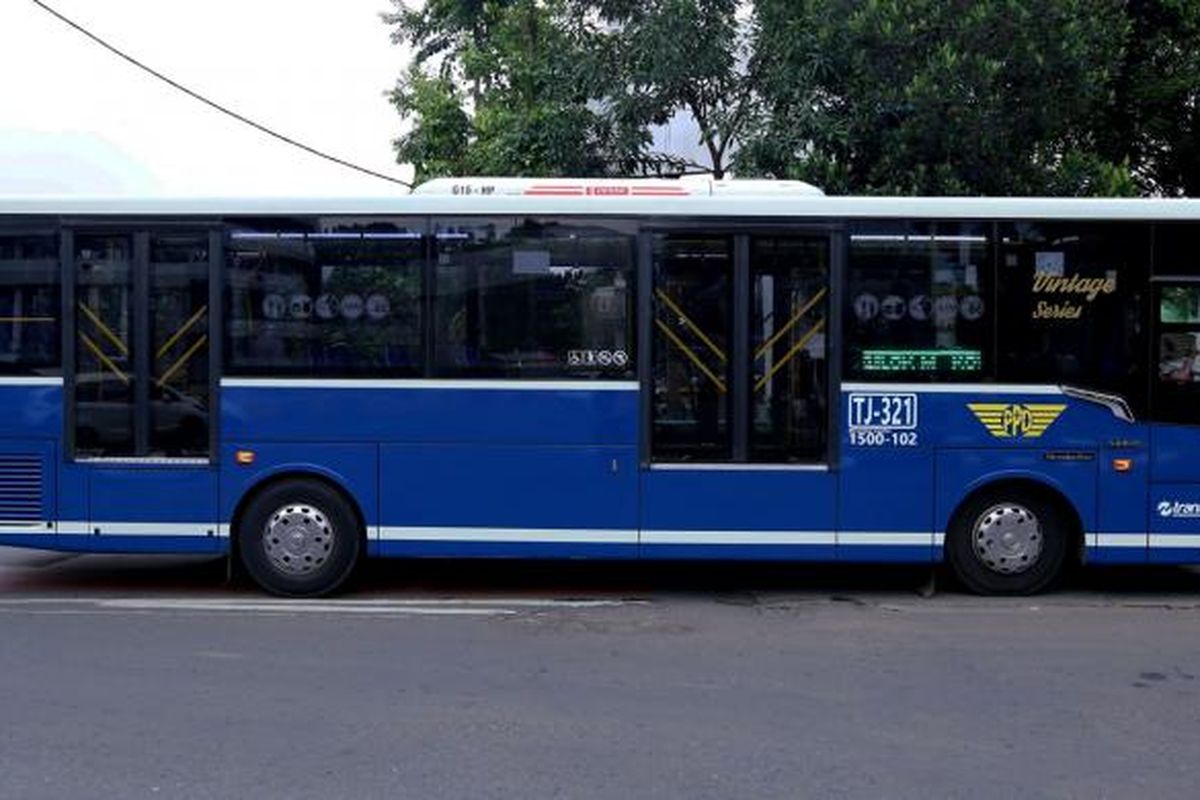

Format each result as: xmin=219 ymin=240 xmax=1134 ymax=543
xmin=0 ymin=226 xmax=63 ymax=377
xmin=639 ymin=221 xmax=841 ymax=466
xmin=430 ymin=216 xmax=639 ymax=381
xmin=222 ymin=216 xmax=428 ymax=379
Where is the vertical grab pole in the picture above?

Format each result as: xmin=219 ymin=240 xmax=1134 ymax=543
xmin=637 ymin=231 xmax=653 ymax=468
xmin=732 ymin=235 xmax=750 ymax=462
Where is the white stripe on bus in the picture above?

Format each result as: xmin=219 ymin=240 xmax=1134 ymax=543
xmin=56 ymin=521 xmax=221 ymax=536
xmin=841 ymin=382 xmax=1063 ymax=395
xmin=220 ymin=378 xmax=638 ymax=391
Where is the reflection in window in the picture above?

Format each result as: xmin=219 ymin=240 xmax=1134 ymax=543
xmin=751 ymin=237 xmax=827 ymax=462
xmin=75 ymin=235 xmax=134 ymax=456
xmin=151 ymin=235 xmax=209 ymax=457
xmin=997 ymin=222 xmax=1148 ymax=415
xmin=226 ymin=219 xmax=423 ymax=376
xmin=0 ymin=233 xmax=59 ymax=375
xmin=1155 ymin=283 xmax=1200 ymax=424
xmin=433 ymin=218 xmax=635 ymax=378
xmin=652 ymin=236 xmax=731 ymax=461
xmin=846 ymin=222 xmax=991 ymax=380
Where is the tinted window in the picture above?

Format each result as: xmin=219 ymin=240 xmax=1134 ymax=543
xmin=433 ymin=218 xmax=635 ymax=379
xmin=997 ymin=222 xmax=1149 ymax=414
xmin=75 ymin=234 xmax=134 ymax=456
xmin=225 ymin=219 xmax=423 ymax=376
xmin=750 ymin=236 xmax=828 ymax=462
xmin=0 ymin=233 xmax=60 ymax=375
xmin=150 ymin=235 xmax=209 ymax=457
xmin=1151 ymin=225 xmax=1200 ymax=424
xmin=846 ymin=222 xmax=992 ymax=380
xmin=1154 ymin=223 xmax=1200 ymax=276
xmin=651 ymin=235 xmax=732 ymax=460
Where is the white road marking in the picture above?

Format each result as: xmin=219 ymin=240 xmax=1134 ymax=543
xmin=0 ymin=596 xmax=644 ymax=616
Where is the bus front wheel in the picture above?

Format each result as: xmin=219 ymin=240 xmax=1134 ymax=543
xmin=946 ymin=489 xmax=1070 ymax=595
xmin=237 ymin=479 xmax=362 ymax=597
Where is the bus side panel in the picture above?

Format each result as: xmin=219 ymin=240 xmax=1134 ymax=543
xmin=221 ymin=384 xmax=637 ymax=445
xmin=934 ymin=450 xmax=1098 ymax=549
xmin=1149 ymin=424 xmax=1200 ymax=563
xmin=0 ymin=438 xmax=57 ymax=548
xmin=639 ymin=470 xmax=837 ymax=560
xmin=1093 ymin=435 xmax=1149 ymax=564
xmin=218 ymin=442 xmax=380 ymax=545
xmin=838 ymin=448 xmax=935 ymax=563
xmin=0 ymin=384 xmax=61 ymax=549
xmin=77 ymin=466 xmax=222 ymax=554
xmin=378 ymin=444 xmax=638 ymax=558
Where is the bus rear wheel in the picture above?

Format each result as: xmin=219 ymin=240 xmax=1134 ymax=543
xmin=237 ymin=479 xmax=362 ymax=597
xmin=946 ymin=489 xmax=1069 ymax=595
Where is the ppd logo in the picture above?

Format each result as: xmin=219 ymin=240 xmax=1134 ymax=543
xmin=967 ymin=403 xmax=1066 ymax=439
xmin=1158 ymin=500 xmax=1200 ymax=518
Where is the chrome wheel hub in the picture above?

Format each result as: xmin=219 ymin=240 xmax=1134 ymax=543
xmin=972 ymin=503 xmax=1042 ymax=575
xmin=263 ymin=504 xmax=335 ymax=576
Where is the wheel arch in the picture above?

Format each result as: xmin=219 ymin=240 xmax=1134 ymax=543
xmin=229 ymin=469 xmax=369 ymax=551
xmin=943 ymin=475 xmax=1086 ymax=564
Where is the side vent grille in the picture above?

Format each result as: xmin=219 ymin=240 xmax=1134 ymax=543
xmin=0 ymin=454 xmax=43 ymax=525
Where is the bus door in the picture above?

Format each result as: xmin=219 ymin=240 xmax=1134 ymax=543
xmin=639 ymin=232 xmax=838 ymax=558
xmin=60 ymin=228 xmax=220 ymax=548
xmin=1148 ymin=279 xmax=1200 ymax=562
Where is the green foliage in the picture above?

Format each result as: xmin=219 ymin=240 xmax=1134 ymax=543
xmin=739 ymin=0 xmax=1135 ymax=196
xmin=386 ymin=0 xmax=1199 ymax=196
xmin=1099 ymin=0 xmax=1200 ymax=195
xmin=388 ymin=0 xmax=644 ymax=180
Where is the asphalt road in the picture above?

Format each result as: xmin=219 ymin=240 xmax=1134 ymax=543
xmin=2 ymin=548 xmax=1200 ymax=799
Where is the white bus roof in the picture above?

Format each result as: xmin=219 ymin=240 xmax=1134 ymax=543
xmin=1 ymin=180 xmax=1198 ymax=220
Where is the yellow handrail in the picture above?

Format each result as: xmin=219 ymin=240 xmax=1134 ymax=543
xmin=78 ymin=303 xmax=129 ymax=357
xmin=79 ymin=332 xmax=130 ymax=385
xmin=654 ymin=288 xmax=727 ymax=364
xmin=753 ymin=287 xmax=827 ymax=360
xmin=754 ymin=319 xmax=826 ymax=393
xmin=156 ymin=335 xmax=208 ymax=388
xmin=655 ymin=318 xmax=727 ymax=394
xmin=156 ymin=305 xmax=207 ymax=360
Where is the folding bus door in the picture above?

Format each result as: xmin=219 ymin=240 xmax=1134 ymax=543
xmin=60 ymin=228 xmax=220 ymax=551
xmin=639 ymin=232 xmax=838 ymax=559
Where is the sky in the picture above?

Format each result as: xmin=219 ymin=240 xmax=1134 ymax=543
xmin=0 ymin=0 xmax=415 ymax=196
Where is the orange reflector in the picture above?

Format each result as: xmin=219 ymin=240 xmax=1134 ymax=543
xmin=1112 ymin=458 xmax=1132 ymax=473
xmin=235 ymin=450 xmax=256 ymax=466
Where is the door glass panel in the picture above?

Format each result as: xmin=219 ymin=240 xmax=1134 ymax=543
xmin=750 ymin=237 xmax=829 ymax=462
xmin=75 ymin=235 xmax=135 ymax=456
xmin=150 ymin=235 xmax=209 ymax=457
xmin=651 ymin=236 xmax=732 ymax=461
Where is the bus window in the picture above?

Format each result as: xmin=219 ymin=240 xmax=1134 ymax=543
xmin=651 ymin=235 xmax=733 ymax=461
xmin=225 ymin=219 xmax=424 ymax=377
xmin=433 ymin=218 xmax=635 ymax=379
xmin=997 ymin=222 xmax=1149 ymax=416
xmin=750 ymin=236 xmax=828 ymax=462
xmin=75 ymin=234 xmax=135 ymax=456
xmin=150 ymin=235 xmax=209 ymax=457
xmin=0 ymin=232 xmax=60 ymax=375
xmin=845 ymin=221 xmax=992 ymax=381
xmin=1151 ymin=223 xmax=1200 ymax=424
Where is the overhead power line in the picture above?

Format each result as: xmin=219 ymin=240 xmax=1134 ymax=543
xmin=30 ymin=0 xmax=412 ymax=189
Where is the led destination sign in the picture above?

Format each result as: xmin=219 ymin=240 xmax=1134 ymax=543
xmin=861 ymin=349 xmax=983 ymax=374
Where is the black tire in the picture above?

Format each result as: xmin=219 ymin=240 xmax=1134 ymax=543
xmin=237 ymin=478 xmax=362 ymax=597
xmin=946 ymin=488 xmax=1071 ymax=596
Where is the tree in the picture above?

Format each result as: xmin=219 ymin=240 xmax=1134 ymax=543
xmin=387 ymin=0 xmax=647 ymax=181
xmin=600 ymin=0 xmax=760 ymax=179
xmin=737 ymin=0 xmax=1137 ymax=196
xmin=1100 ymin=0 xmax=1200 ymax=195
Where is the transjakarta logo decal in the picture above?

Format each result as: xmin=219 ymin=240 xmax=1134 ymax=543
xmin=966 ymin=403 xmax=1066 ymax=439
xmin=1158 ymin=501 xmax=1200 ymax=518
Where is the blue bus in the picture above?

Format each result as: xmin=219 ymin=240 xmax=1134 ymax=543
xmin=1 ymin=177 xmax=1198 ymax=596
